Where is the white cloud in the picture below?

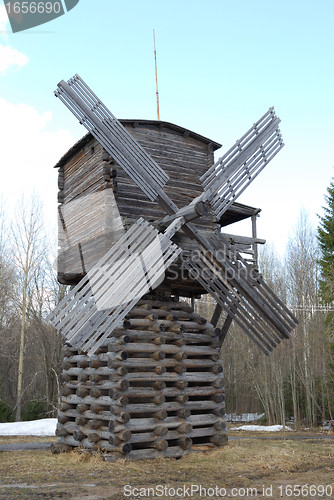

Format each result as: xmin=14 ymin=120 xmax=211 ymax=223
xmin=0 ymin=44 xmax=29 ymax=74
xmin=0 ymin=97 xmax=76 ymax=228
xmin=0 ymin=6 xmax=29 ymax=74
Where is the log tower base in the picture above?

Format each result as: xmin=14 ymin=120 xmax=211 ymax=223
xmin=53 ymin=292 xmax=227 ymax=461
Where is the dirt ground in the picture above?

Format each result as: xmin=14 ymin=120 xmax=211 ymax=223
xmin=0 ymin=431 xmax=333 ymax=499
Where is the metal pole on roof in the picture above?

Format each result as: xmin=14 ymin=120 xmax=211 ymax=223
xmin=153 ymin=29 xmax=160 ymax=121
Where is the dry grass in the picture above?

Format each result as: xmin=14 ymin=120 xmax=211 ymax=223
xmin=0 ymin=436 xmax=333 ymax=499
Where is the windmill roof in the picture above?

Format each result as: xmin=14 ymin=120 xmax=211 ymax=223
xmin=54 ymin=119 xmax=222 ymax=170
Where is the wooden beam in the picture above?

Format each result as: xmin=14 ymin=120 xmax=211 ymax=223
xmin=219 ymin=315 xmax=233 ymax=346
xmin=221 ymin=233 xmax=265 ymax=246
xmin=210 ymin=303 xmax=223 ymax=327
xmin=158 ymin=200 xmax=208 ymax=229
xmin=252 ymin=214 xmax=258 ymax=265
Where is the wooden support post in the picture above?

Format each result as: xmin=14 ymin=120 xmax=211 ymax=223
xmin=219 ymin=315 xmax=233 ymax=346
xmin=252 ymin=213 xmax=258 ymax=266
xmin=210 ymin=303 xmax=223 ymax=327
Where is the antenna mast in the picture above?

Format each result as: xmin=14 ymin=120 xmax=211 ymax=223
xmin=153 ymin=29 xmax=160 ymax=121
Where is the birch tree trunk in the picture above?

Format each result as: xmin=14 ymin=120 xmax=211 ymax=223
xmin=12 ymin=196 xmax=44 ymax=421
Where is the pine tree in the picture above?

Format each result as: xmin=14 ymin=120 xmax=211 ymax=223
xmin=318 ymin=179 xmax=334 ymax=304
xmin=318 ymin=181 xmax=334 ymax=418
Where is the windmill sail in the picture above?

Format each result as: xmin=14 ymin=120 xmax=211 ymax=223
xmin=48 ymin=219 xmax=181 ymax=355
xmin=54 ymin=74 xmax=297 ymax=354
xmin=182 ymin=231 xmax=297 ymax=354
xmin=55 ymin=75 xmax=169 ymax=201
xmin=200 ymin=108 xmax=284 ymax=220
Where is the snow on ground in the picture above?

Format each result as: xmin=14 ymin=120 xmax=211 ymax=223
xmin=225 ymin=413 xmax=265 ymax=422
xmin=230 ymin=424 xmax=292 ymax=432
xmin=0 ymin=418 xmax=57 ymax=436
xmin=0 ymin=419 xmax=292 ymax=436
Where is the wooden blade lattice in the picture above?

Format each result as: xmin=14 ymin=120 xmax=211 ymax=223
xmin=182 ymin=231 xmax=297 ymax=354
xmin=47 ymin=219 xmax=181 ymax=355
xmin=200 ymin=108 xmax=284 ymax=220
xmin=55 ymin=74 xmax=169 ymax=201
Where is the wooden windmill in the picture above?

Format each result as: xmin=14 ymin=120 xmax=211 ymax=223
xmin=49 ymin=74 xmax=297 ymax=460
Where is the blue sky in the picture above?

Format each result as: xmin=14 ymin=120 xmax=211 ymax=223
xmin=0 ymin=0 xmax=333 ymax=253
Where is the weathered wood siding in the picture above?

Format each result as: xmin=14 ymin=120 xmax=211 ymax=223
xmin=115 ymin=123 xmax=215 ymax=225
xmin=62 ymin=141 xmax=105 ymax=203
xmin=58 ymin=188 xmax=124 ymax=281
xmin=56 ymin=121 xmax=221 ymax=286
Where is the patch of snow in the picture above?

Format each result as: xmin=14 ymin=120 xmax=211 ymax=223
xmin=230 ymin=424 xmax=292 ymax=432
xmin=0 ymin=418 xmax=57 ymax=436
xmin=225 ymin=413 xmax=265 ymax=422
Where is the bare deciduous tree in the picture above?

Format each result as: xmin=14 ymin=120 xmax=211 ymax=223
xmin=11 ymin=195 xmax=46 ymax=421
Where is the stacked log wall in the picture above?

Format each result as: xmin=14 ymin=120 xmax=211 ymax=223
xmin=55 ymin=296 xmax=227 ymax=460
